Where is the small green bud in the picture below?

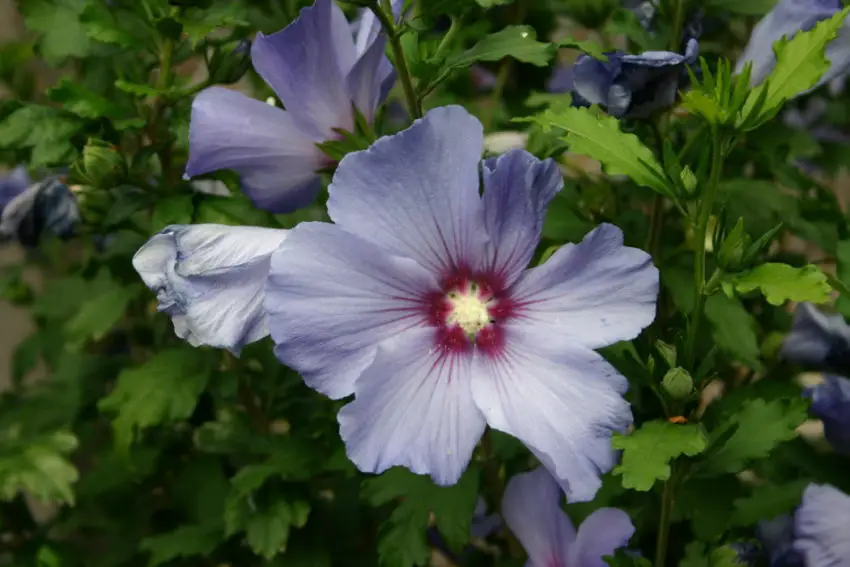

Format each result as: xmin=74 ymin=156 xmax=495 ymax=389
xmin=80 ymin=139 xmax=127 ymax=190
xmin=208 ymin=40 xmax=252 ymax=85
xmin=662 ymin=367 xmax=694 ymax=400
xmin=716 ymin=217 xmax=751 ymax=272
xmin=563 ymin=0 xmax=618 ymax=29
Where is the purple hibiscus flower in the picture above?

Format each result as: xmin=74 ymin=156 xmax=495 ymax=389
xmin=756 ymin=515 xmax=806 ymax=567
xmin=804 ymin=375 xmax=850 ymax=453
xmin=781 ymin=303 xmax=850 ymax=376
xmin=185 ymin=0 xmax=398 ymax=214
xmin=793 ymin=484 xmax=850 ymax=565
xmin=133 ymin=224 xmax=289 ymax=353
xmin=736 ymin=0 xmax=850 ymax=89
xmin=565 ymin=39 xmax=698 ymax=118
xmin=0 ymin=169 xmax=79 ymax=248
xmin=503 ymin=467 xmax=635 ymax=566
xmin=264 ymin=106 xmax=659 ymax=501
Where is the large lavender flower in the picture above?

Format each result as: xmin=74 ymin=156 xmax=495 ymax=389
xmin=756 ymin=515 xmax=806 ymax=567
xmin=265 ymin=106 xmax=659 ymax=501
xmin=805 ymin=375 xmax=850 ymax=453
xmin=0 ymin=175 xmax=79 ymax=247
xmin=781 ymin=303 xmax=850 ymax=376
xmin=133 ymin=224 xmax=289 ymax=353
xmin=793 ymin=484 xmax=850 ymax=565
xmin=736 ymin=0 xmax=850 ymax=89
xmin=569 ymin=39 xmax=698 ymax=118
xmin=185 ymin=0 xmax=397 ymax=214
xmin=503 ymin=467 xmax=635 ymax=566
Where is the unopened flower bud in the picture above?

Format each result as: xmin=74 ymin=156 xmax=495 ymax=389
xmin=662 ymin=367 xmax=694 ymax=400
xmin=81 ymin=139 xmax=127 ymax=189
xmin=209 ymin=40 xmax=252 ymax=85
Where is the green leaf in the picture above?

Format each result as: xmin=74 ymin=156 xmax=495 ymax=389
xmin=80 ymin=1 xmax=153 ymax=48
xmin=743 ymin=9 xmax=850 ymax=125
xmin=65 ymin=284 xmax=140 ymax=345
xmin=604 ymin=550 xmax=653 ymax=567
xmin=611 ymin=421 xmax=706 ymax=491
xmin=438 ymin=26 xmax=554 ymax=80
xmin=733 ymin=263 xmax=832 ymax=305
xmin=731 ymin=480 xmax=807 ymax=526
xmin=697 ymin=398 xmax=808 ymax=477
xmin=47 ymin=78 xmax=127 ymax=119
xmin=704 ymin=294 xmax=761 ymax=369
xmin=180 ymin=5 xmax=250 ymax=47
xmin=362 ymin=467 xmax=480 ymax=565
xmin=151 ymin=195 xmax=195 ymax=233
xmin=98 ymin=349 xmax=211 ymax=450
xmin=0 ymin=105 xmax=81 ymax=167
xmin=139 ymin=524 xmax=221 ymax=566
xmin=524 ymin=106 xmax=672 ymax=197
xmin=0 ymin=431 xmax=78 ymax=505
xmin=835 ymin=240 xmax=850 ymax=317
xmin=675 ymin=476 xmax=744 ymax=541
xmin=194 ymin=194 xmax=276 ymax=227
xmin=709 ymin=0 xmax=776 ymax=14
xmin=20 ymin=0 xmax=92 ymax=64
xmin=679 ymin=542 xmax=746 ymax=567
xmin=244 ymin=500 xmax=310 ymax=560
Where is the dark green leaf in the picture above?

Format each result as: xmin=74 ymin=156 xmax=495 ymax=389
xmin=151 ymin=194 xmax=194 ymax=232
xmin=20 ymin=0 xmax=92 ymax=64
xmin=140 ymin=524 xmax=221 ymax=566
xmin=704 ymin=294 xmax=761 ymax=369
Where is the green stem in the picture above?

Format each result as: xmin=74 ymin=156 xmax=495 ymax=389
xmin=371 ymin=1 xmax=421 ymax=119
xmin=433 ymin=15 xmax=461 ymax=61
xmin=654 ymin=472 xmax=677 ymax=567
xmin=149 ymin=7 xmax=180 ymax=185
xmin=479 ymin=430 xmax=522 ymax=558
xmin=684 ymin=130 xmax=724 ymax=371
xmin=669 ymin=0 xmax=685 ymax=52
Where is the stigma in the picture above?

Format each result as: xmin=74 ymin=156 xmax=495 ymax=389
xmin=446 ymin=282 xmax=493 ymax=340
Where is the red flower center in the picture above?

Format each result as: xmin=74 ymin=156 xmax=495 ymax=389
xmin=425 ymin=268 xmax=515 ymax=357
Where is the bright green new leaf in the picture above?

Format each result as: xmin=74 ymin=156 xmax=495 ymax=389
xmin=611 ymin=421 xmax=707 ymax=491
xmin=20 ymin=0 xmax=92 ymax=64
xmin=697 ymin=398 xmax=808 ymax=476
xmin=140 ymin=524 xmax=221 ymax=566
xmin=65 ymin=284 xmax=141 ymax=345
xmin=525 ymin=106 xmax=672 ymax=197
xmin=704 ymin=294 xmax=761 ymax=369
xmin=0 ymin=431 xmax=78 ymax=505
xmin=731 ymin=480 xmax=807 ymax=526
xmin=734 ymin=263 xmax=832 ymax=305
xmin=98 ymin=349 xmax=211 ymax=449
xmin=362 ymin=466 xmax=480 ymax=565
xmin=742 ymin=8 xmax=850 ymax=125
xmin=151 ymin=195 xmax=195 ymax=233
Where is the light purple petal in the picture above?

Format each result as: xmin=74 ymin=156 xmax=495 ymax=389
xmin=780 ymin=302 xmax=850 ymax=371
xmin=736 ymin=0 xmax=842 ymax=86
xmin=265 ymin=222 xmax=439 ymax=399
xmin=132 ymin=224 xmax=289 ymax=354
xmin=478 ymin=149 xmax=563 ymax=288
xmin=185 ymin=87 xmax=324 ymax=213
xmin=568 ymin=508 xmax=635 ymax=567
xmin=0 ymin=165 xmax=32 ymax=208
xmin=502 ymin=467 xmax=576 ymax=566
xmin=471 ymin=326 xmax=633 ymax=502
xmin=353 ymin=0 xmax=403 ymax=56
xmin=337 ymin=326 xmax=487 ymax=484
xmin=251 ymin=0 xmax=356 ymax=139
xmin=346 ymin=34 xmax=391 ymax=122
xmin=327 ymin=105 xmax=487 ymax=275
xmin=572 ymin=55 xmax=616 ymax=106
xmin=793 ymin=483 xmax=850 ymax=565
xmin=509 ymin=223 xmax=658 ymax=351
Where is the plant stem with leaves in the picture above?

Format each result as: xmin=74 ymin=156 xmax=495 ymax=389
xmin=372 ymin=0 xmax=422 ymax=119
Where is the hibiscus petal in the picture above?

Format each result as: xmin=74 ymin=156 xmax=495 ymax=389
xmin=509 ymin=223 xmax=658 ymax=351
xmin=478 ymin=149 xmax=562 ymax=287
xmin=502 ymin=467 xmax=575 ymax=566
xmin=337 ymin=326 xmax=487 ymax=484
xmin=132 ymin=224 xmax=288 ymax=354
xmin=781 ymin=302 xmax=850 ymax=375
xmin=471 ymin=325 xmax=632 ymax=502
xmin=265 ymin=222 xmax=440 ymax=399
xmin=346 ymin=35 xmax=391 ymax=123
xmin=794 ymin=484 xmax=850 ymax=565
xmin=572 ymin=55 xmax=617 ymax=106
xmin=0 ymin=165 xmax=31 ymax=208
xmin=252 ymin=0 xmax=356 ymax=139
xmin=185 ymin=87 xmax=324 ymax=213
xmin=568 ymin=508 xmax=635 ymax=567
xmin=328 ymin=105 xmax=487 ymax=275
xmin=806 ymin=375 xmax=850 ymax=453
